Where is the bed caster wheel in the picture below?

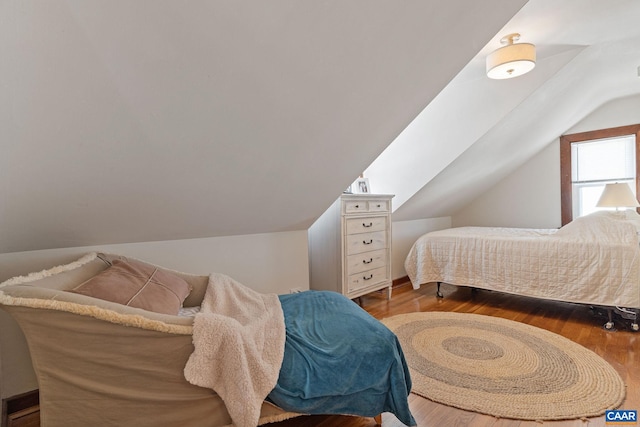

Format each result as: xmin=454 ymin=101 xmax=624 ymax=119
xmin=604 ymin=321 xmax=615 ymax=330
xmin=632 ymin=323 xmax=639 ymax=332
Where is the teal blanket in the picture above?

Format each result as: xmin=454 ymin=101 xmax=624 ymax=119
xmin=268 ymin=291 xmax=416 ymax=426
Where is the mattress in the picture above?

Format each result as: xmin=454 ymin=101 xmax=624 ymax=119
xmin=405 ymin=211 xmax=640 ymax=309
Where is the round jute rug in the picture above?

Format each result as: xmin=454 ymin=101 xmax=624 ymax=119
xmin=382 ymin=311 xmax=626 ymax=421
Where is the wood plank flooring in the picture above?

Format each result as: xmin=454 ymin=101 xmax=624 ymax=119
xmin=269 ymin=281 xmax=640 ymax=427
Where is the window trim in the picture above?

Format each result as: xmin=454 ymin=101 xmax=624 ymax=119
xmin=560 ymin=124 xmax=640 ymax=226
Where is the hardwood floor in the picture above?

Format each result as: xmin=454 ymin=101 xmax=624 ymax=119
xmin=269 ymin=281 xmax=640 ymax=427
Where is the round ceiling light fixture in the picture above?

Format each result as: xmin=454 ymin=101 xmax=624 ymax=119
xmin=486 ymin=33 xmax=536 ymax=79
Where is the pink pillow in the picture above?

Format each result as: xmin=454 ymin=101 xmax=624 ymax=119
xmin=70 ymin=259 xmax=192 ymax=315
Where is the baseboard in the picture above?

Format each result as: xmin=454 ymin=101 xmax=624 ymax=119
xmin=392 ymin=275 xmax=410 ymax=287
xmin=2 ymin=390 xmax=39 ymax=427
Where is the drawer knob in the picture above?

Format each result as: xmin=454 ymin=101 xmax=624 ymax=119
xmin=362 ymin=222 xmax=373 ymax=227
xmin=363 ymin=258 xmax=373 ymax=264
xmin=363 ymin=239 xmax=373 ymax=245
xmin=355 ymin=204 xmax=360 ymax=208
xmin=363 ymin=274 xmax=373 ymax=280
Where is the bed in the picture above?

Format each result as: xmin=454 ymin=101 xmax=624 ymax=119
xmin=405 ymin=211 xmax=640 ymax=331
xmin=0 ymin=252 xmax=416 ymax=427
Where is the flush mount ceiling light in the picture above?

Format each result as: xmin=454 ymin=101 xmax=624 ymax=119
xmin=486 ymin=33 xmax=536 ymax=79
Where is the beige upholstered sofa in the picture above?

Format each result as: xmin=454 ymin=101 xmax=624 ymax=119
xmin=0 ymin=253 xmax=298 ymax=427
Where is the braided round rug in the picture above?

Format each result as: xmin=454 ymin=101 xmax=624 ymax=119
xmin=382 ymin=311 xmax=625 ymax=421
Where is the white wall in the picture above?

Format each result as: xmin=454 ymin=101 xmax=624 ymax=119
xmin=0 ymin=230 xmax=309 ymax=400
xmin=391 ymin=217 xmax=451 ymax=279
xmin=453 ymin=142 xmax=561 ymax=228
xmin=0 ymin=310 xmax=36 ymax=400
xmin=452 ymin=94 xmax=640 ymax=228
xmin=564 ymin=93 xmax=640 ymax=135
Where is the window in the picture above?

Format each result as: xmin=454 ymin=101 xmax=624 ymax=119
xmin=571 ymin=135 xmax=635 ymax=217
xmin=560 ymin=124 xmax=640 ymax=225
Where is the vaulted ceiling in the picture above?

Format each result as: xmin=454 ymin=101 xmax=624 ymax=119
xmin=366 ymin=0 xmax=640 ymax=220
xmin=1 ymin=0 xmax=526 ymax=253
xmin=5 ymin=1 xmax=638 ymax=254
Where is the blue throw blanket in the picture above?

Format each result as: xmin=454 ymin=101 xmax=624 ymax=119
xmin=268 ymin=291 xmax=416 ymax=426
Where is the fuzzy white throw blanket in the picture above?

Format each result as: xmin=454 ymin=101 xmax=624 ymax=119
xmin=183 ymin=273 xmax=285 ymax=427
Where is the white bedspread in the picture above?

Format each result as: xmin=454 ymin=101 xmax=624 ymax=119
xmin=405 ymin=211 xmax=640 ymax=309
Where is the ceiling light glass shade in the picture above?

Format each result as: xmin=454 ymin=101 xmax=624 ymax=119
xmin=486 ymin=33 xmax=536 ymax=79
xmin=596 ymin=182 xmax=640 ymax=208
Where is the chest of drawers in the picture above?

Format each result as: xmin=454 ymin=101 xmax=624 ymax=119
xmin=308 ymin=194 xmax=393 ymax=299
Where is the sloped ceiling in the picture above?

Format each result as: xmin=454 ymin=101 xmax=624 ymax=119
xmin=366 ymin=0 xmax=640 ymax=220
xmin=0 ymin=0 xmax=526 ymax=253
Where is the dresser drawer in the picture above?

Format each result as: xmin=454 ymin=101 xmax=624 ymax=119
xmin=344 ymin=200 xmax=369 ymax=214
xmin=367 ymin=199 xmax=390 ymax=213
xmin=345 ymin=230 xmax=386 ymax=255
xmin=346 ymin=249 xmax=387 ymax=275
xmin=347 ymin=266 xmax=388 ymax=293
xmin=345 ymin=216 xmax=387 ymax=235
xmin=343 ymin=199 xmax=390 ymax=214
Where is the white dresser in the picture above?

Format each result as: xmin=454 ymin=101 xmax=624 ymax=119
xmin=308 ymin=194 xmax=394 ymax=299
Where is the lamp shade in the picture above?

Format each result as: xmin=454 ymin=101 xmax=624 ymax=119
xmin=596 ymin=183 xmax=640 ymax=208
xmin=486 ymin=33 xmax=536 ymax=79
